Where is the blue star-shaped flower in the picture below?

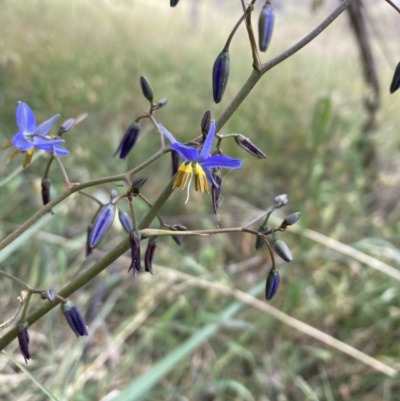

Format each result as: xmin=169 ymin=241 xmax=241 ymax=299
xmin=159 ymin=120 xmax=242 ymax=199
xmin=2 ymin=102 xmax=69 ymax=167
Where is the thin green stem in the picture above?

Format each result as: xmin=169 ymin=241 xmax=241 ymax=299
xmin=0 ymin=270 xmax=30 ymax=290
xmin=19 ymin=293 xmax=32 ymax=321
xmin=128 ymin=198 xmax=138 ymax=231
xmin=223 ymin=4 xmax=254 ymax=51
xmin=53 ymin=156 xmax=71 ymax=187
xmin=138 ymin=194 xmax=165 ymax=227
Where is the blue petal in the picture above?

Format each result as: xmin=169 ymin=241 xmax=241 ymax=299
xmin=204 ymin=167 xmax=217 ymax=187
xmin=33 ymin=136 xmax=65 ymax=147
xmin=16 ymin=102 xmax=36 ymax=134
xmin=34 ymin=114 xmax=60 ymax=137
xmin=53 ymin=146 xmax=70 ymax=156
xmin=158 ymin=124 xmax=177 ymax=145
xmin=200 ymin=155 xmax=242 ymax=169
xmin=12 ymin=132 xmax=33 ymax=151
xmin=171 ymin=142 xmax=199 ymax=161
xmin=198 ymin=120 xmax=216 ymax=162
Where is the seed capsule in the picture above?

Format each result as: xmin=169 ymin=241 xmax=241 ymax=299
xmin=273 ymin=239 xmax=292 ymax=262
xmin=212 ymin=50 xmax=230 ymax=104
xmin=114 ymin=122 xmax=140 ymax=159
xmin=258 ymin=2 xmax=275 ymax=52
xmin=41 ymin=178 xmax=51 ymax=206
xmin=129 ymin=231 xmax=142 ymax=275
xmin=89 ymin=204 xmax=116 ymax=249
xmin=390 ymin=61 xmax=400 ymax=94
xmin=140 ymin=76 xmax=154 ymax=102
xmin=235 ymin=135 xmax=266 ymax=159
xmin=265 ymin=269 xmax=280 ymax=301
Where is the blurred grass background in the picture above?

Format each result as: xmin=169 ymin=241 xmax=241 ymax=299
xmin=1 ymin=0 xmax=400 ymax=400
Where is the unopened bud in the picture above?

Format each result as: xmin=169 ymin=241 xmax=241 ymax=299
xmin=86 ymin=223 xmax=93 ymax=257
xmin=235 ymin=135 xmax=266 ymax=159
xmin=110 ymin=189 xmax=118 ymax=200
xmin=62 ymin=300 xmax=88 ymax=337
xmin=273 ymin=239 xmax=292 ymax=262
xmin=390 ymin=61 xmax=400 ymax=94
xmin=212 ymin=50 xmax=230 ymax=104
xmin=89 ymin=204 xmax=116 ymax=249
xmin=41 ymin=289 xmax=55 ymax=302
xmin=41 ymin=178 xmax=52 ymax=207
xmin=170 ymin=0 xmax=180 ymax=6
xmin=171 ymin=150 xmax=179 ymax=177
xmin=118 ymin=209 xmax=132 ymax=234
xmin=274 ymin=194 xmax=288 ymax=208
xmin=281 ymin=212 xmax=301 ymax=228
xmin=140 ymin=75 xmax=154 ymax=102
xmin=58 ymin=118 xmax=75 ymax=136
xmin=172 ymin=224 xmax=187 ymax=246
xmin=255 ymin=225 xmax=269 ymax=250
xmin=114 ymin=122 xmax=140 ymax=159
xmin=156 ymin=98 xmax=168 ymax=108
xmin=265 ymin=268 xmax=280 ymax=301
xmin=258 ymin=2 xmax=275 ymax=52
xmin=201 ymin=110 xmax=211 ymax=138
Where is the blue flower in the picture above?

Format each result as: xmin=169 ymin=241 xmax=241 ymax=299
xmin=2 ymin=102 xmax=69 ymax=167
xmin=158 ymin=120 xmax=242 ymax=200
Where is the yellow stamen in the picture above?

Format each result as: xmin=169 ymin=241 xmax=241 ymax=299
xmin=1 ymin=140 xmax=13 ymax=150
xmin=7 ymin=148 xmax=20 ymax=163
xmin=23 ymin=149 xmax=35 ymax=168
xmin=173 ymin=163 xmax=193 ymax=190
xmin=193 ymin=164 xmax=209 ymax=193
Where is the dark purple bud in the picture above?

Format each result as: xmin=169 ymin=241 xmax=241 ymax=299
xmin=258 ymin=2 xmax=275 ymax=52
xmin=172 ymin=224 xmax=187 ymax=246
xmin=156 ymin=98 xmax=168 ymax=108
xmin=390 ymin=61 xmax=400 ymax=94
xmin=131 ymin=176 xmax=148 ymax=196
xmin=145 ymin=237 xmax=158 ymax=274
xmin=281 ymin=212 xmax=301 ymax=228
xmin=118 ymin=209 xmax=132 ymax=234
xmin=17 ymin=322 xmax=32 ymax=363
xmin=140 ymin=76 xmax=154 ymax=102
xmin=211 ymin=169 xmax=222 ymax=215
xmin=273 ymin=239 xmax=292 ymax=262
xmin=89 ymin=203 xmax=116 ymax=248
xmin=265 ymin=269 xmax=280 ymax=301
xmin=170 ymin=0 xmax=180 ymax=6
xmin=274 ymin=194 xmax=288 ymax=208
xmin=41 ymin=178 xmax=51 ymax=206
xmin=255 ymin=225 xmax=269 ymax=250
xmin=114 ymin=122 xmax=140 ymax=159
xmin=212 ymin=50 xmax=230 ymax=104
xmin=201 ymin=110 xmax=211 ymax=138
xmin=129 ymin=231 xmax=142 ymax=276
xmin=58 ymin=118 xmax=75 ymax=136
xmin=41 ymin=289 xmax=55 ymax=302
xmin=171 ymin=150 xmax=179 ymax=177
xmin=62 ymin=300 xmax=88 ymax=337
xmin=235 ymin=134 xmax=266 ymax=159
xmin=86 ymin=224 xmax=93 ymax=257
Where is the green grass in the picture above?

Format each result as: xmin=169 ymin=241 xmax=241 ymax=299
xmin=1 ymin=0 xmax=400 ymax=400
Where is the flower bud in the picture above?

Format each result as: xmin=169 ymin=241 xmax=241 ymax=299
xmin=201 ymin=110 xmax=211 ymax=138
xmin=281 ymin=212 xmax=301 ymax=228
xmin=265 ymin=268 xmax=279 ymax=301
xmin=172 ymin=224 xmax=187 ymax=246
xmin=140 ymin=75 xmax=154 ymax=102
xmin=58 ymin=118 xmax=75 ymax=136
xmin=110 ymin=189 xmax=118 ymax=200
xmin=156 ymin=98 xmax=168 ymax=108
xmin=118 ymin=209 xmax=132 ymax=234
xmin=114 ymin=122 xmax=140 ymax=159
xmin=235 ymin=135 xmax=266 ymax=159
xmin=41 ymin=289 xmax=55 ymax=302
xmin=273 ymin=239 xmax=292 ymax=262
xmin=390 ymin=61 xmax=400 ymax=94
xmin=171 ymin=150 xmax=179 ymax=177
xmin=170 ymin=0 xmax=180 ymax=6
xmin=274 ymin=194 xmax=288 ymax=208
xmin=41 ymin=178 xmax=51 ymax=206
xmin=212 ymin=50 xmax=230 ymax=104
xmin=89 ymin=203 xmax=116 ymax=249
xmin=145 ymin=237 xmax=158 ymax=274
xmin=17 ymin=322 xmax=32 ymax=363
xmin=131 ymin=176 xmax=148 ymax=195
xmin=86 ymin=223 xmax=93 ymax=257
xmin=211 ymin=169 xmax=222 ymax=215
xmin=62 ymin=300 xmax=88 ymax=337
xmin=255 ymin=225 xmax=269 ymax=250
xmin=129 ymin=230 xmax=142 ymax=276
xmin=258 ymin=2 xmax=275 ymax=52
